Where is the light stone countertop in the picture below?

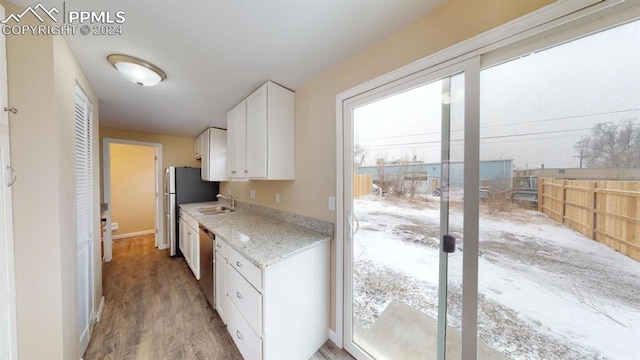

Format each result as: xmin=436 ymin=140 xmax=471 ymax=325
xmin=179 ymin=201 xmax=330 ymax=268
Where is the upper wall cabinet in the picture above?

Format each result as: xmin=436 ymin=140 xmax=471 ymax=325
xmin=201 ymin=127 xmax=228 ymax=182
xmin=227 ymin=101 xmax=247 ymax=180
xmin=194 ymin=133 xmax=203 ymax=160
xmin=227 ymin=81 xmax=295 ymax=180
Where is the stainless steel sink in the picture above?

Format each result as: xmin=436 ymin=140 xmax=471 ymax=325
xmin=196 ymin=206 xmax=234 ymax=215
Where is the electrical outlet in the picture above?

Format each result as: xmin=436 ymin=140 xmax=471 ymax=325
xmin=328 ymin=196 xmax=336 ymax=211
xmin=250 ymin=189 xmax=256 ymax=200
xmin=275 ymin=193 xmax=280 ymax=204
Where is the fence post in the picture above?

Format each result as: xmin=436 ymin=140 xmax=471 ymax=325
xmin=537 ymin=178 xmax=544 ymax=213
xmin=588 ymin=181 xmax=596 ymax=240
xmin=562 ymin=180 xmax=567 ymax=224
xmin=591 ymin=181 xmax=598 ymax=241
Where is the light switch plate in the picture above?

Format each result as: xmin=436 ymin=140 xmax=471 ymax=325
xmin=250 ymin=189 xmax=256 ymax=200
xmin=328 ymin=196 xmax=336 ymax=211
xmin=275 ymin=193 xmax=280 ymax=204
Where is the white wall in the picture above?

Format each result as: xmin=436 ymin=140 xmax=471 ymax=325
xmin=3 ymin=0 xmax=101 ymax=357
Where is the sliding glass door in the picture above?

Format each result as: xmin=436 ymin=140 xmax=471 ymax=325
xmin=341 ymin=5 xmax=640 ymax=360
xmin=342 ymin=59 xmax=480 ymax=359
xmin=475 ymin=18 xmax=640 ymax=360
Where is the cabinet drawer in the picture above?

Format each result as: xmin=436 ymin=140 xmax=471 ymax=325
xmin=227 ymin=297 xmax=262 ymax=360
xmin=215 ymin=238 xmax=226 ymax=258
xmin=227 ymin=246 xmax=262 ymax=291
xmin=228 ymin=265 xmax=262 ymax=336
xmin=184 ymin=213 xmax=199 ymax=231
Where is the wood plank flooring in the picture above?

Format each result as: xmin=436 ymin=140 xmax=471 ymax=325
xmin=84 ymin=234 xmax=353 ymax=360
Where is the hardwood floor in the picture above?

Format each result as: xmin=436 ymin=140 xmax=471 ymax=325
xmin=84 ymin=234 xmax=353 ymax=360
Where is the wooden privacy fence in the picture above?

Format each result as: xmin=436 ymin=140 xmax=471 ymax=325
xmin=354 ymin=174 xmax=373 ymax=198
xmin=538 ymin=178 xmax=640 ymax=261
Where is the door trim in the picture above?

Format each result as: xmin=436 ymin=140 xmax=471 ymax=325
xmin=0 ymin=3 xmax=17 ymax=358
xmin=102 ymin=138 xmax=164 ymax=262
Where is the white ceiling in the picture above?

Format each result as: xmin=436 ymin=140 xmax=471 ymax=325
xmin=13 ymin=0 xmax=444 ymax=137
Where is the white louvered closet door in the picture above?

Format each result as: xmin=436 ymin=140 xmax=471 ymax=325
xmin=75 ymin=85 xmax=93 ymax=355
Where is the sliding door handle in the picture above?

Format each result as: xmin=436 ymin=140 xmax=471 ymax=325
xmin=6 ymin=165 xmax=16 ymax=187
xmin=346 ymin=210 xmax=360 ymax=241
xmin=353 ymin=213 xmax=360 ymax=235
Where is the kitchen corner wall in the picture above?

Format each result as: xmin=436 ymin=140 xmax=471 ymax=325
xmin=220 ymin=0 xmax=554 ymax=332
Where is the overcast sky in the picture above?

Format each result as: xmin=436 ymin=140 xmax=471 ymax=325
xmin=354 ymin=19 xmax=640 ymax=169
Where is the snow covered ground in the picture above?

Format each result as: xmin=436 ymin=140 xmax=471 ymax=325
xmin=352 ymin=195 xmax=640 ymax=359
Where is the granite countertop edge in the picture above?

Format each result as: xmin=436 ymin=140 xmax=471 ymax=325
xmin=179 ymin=201 xmax=330 ymax=268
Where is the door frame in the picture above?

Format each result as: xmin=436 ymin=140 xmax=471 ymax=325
xmin=102 ymin=138 xmax=164 ymax=262
xmin=0 ymin=4 xmax=17 ymax=356
xmin=334 ymin=0 xmax=623 ymax=354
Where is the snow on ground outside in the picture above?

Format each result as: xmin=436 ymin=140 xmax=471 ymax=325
xmin=352 ymin=196 xmax=640 ymax=360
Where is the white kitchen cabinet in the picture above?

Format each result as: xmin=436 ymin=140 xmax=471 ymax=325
xmin=178 ymin=216 xmax=186 ymax=257
xmin=226 ymin=81 xmax=295 ymax=180
xmin=227 ymin=296 xmax=263 ymax=360
xmin=226 ymin=101 xmax=247 ymax=180
xmin=246 ymin=81 xmax=294 ymax=179
xmin=194 ymin=132 xmax=202 ymax=159
xmin=187 ymin=224 xmax=200 ymax=279
xmin=225 ymin=241 xmax=329 ymax=360
xmin=201 ymin=127 xmax=228 ymax=182
xmin=180 ymin=210 xmax=200 ymax=280
xmin=215 ymin=240 xmax=227 ymax=324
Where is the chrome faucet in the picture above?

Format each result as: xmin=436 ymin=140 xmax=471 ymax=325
xmin=216 ymin=194 xmax=235 ymax=210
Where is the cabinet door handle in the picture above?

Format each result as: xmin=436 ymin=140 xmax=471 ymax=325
xmin=216 ymin=243 xmax=222 ymax=248
xmin=236 ymin=261 xmax=243 ymax=268
xmin=236 ymin=291 xmax=243 ymax=299
xmin=6 ymin=166 xmax=16 ymax=187
xmin=244 ymin=170 xmax=248 ymax=174
xmin=236 ymin=330 xmax=244 ymax=340
xmin=231 ymin=171 xmax=237 ymax=174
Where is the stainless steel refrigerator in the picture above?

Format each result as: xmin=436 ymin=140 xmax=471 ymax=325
xmin=165 ymin=166 xmax=219 ymax=256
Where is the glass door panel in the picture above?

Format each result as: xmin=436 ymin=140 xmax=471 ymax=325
xmin=344 ymin=62 xmax=472 ymax=359
xmin=477 ymin=19 xmax=640 ymax=360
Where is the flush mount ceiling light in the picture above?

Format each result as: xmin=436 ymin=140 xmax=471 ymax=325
xmin=107 ymin=54 xmax=166 ymax=87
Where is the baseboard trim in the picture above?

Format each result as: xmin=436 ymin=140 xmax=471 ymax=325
xmin=112 ymin=230 xmax=154 ymax=240
xmin=95 ymin=296 xmax=105 ymax=323
xmin=158 ymin=243 xmax=169 ymax=250
xmin=329 ymin=329 xmax=342 ymax=348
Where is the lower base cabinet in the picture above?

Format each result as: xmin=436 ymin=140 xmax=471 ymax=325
xmin=224 ymin=240 xmax=329 ymax=360
xmin=179 ymin=209 xmax=200 ymax=280
xmin=227 ymin=297 xmax=263 ymax=360
xmin=215 ymin=249 xmax=227 ymax=324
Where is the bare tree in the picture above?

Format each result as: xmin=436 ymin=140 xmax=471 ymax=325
xmin=574 ymin=119 xmax=640 ymax=169
xmin=375 ymin=156 xmax=389 ymax=196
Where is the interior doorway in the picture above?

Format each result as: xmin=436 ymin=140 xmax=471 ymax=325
xmin=102 ymin=138 xmax=163 ymax=262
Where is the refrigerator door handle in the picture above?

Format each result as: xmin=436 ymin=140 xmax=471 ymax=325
xmin=164 ymin=193 xmax=169 ymax=216
xmin=167 ymin=193 xmax=177 ymax=256
xmin=164 ymin=167 xmax=170 ymax=194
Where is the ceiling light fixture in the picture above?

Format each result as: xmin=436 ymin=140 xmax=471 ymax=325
xmin=107 ymin=54 xmax=167 ymax=87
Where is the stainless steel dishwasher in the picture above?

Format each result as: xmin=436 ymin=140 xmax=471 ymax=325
xmin=199 ymin=225 xmax=215 ymax=307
